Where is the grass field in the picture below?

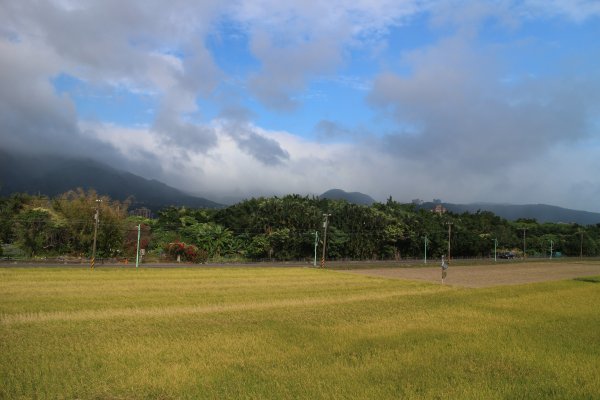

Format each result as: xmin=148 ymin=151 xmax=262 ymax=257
xmin=1 ymin=266 xmax=599 ymax=399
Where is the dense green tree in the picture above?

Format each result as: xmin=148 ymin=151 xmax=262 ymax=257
xmin=52 ymin=189 xmax=128 ymax=257
xmin=14 ymin=207 xmax=53 ymax=257
xmin=3 ymin=191 xmax=600 ymax=260
xmin=0 ymin=193 xmax=29 ymax=244
xmin=245 ymin=234 xmax=270 ymax=259
xmin=182 ymin=222 xmax=234 ymax=258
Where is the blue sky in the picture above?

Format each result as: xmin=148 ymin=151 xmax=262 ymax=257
xmin=2 ymin=1 xmax=600 ymax=210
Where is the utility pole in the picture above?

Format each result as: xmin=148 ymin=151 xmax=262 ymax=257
xmin=321 ymin=213 xmax=331 ymax=268
xmin=521 ymin=228 xmax=527 ymax=259
xmin=446 ymin=222 xmax=453 ymax=260
xmin=313 ymin=231 xmax=319 ymax=267
xmin=579 ymin=231 xmax=584 ymax=259
xmin=549 ymin=240 xmax=553 ymax=259
xmin=91 ymin=199 xmax=102 ymax=270
xmin=424 ymin=235 xmax=428 ymax=264
xmin=135 ymin=224 xmax=141 ymax=270
xmin=493 ymin=238 xmax=498 ymax=262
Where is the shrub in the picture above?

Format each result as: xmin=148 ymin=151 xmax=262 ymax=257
xmin=165 ymin=241 xmax=208 ymax=263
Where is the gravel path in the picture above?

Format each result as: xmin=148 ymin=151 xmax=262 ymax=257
xmin=345 ymin=262 xmax=600 ymax=288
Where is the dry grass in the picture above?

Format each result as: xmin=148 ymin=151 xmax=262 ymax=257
xmin=1 ymin=267 xmax=599 ymax=399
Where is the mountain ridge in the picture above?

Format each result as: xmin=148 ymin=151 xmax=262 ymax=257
xmin=317 ymin=189 xmax=600 ymax=224
xmin=418 ymin=201 xmax=600 ymax=225
xmin=2 ymin=150 xmax=599 ymax=224
xmin=0 ymin=150 xmax=222 ymax=210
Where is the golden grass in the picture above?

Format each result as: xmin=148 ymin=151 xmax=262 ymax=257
xmin=1 ymin=267 xmax=599 ymax=399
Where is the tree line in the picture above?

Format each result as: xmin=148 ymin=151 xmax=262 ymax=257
xmin=1 ymin=189 xmax=599 ymax=261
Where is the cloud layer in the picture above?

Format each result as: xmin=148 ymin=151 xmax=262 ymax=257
xmin=1 ymin=1 xmax=599 ymax=211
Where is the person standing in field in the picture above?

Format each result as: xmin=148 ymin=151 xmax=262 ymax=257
xmin=441 ymin=255 xmax=448 ymax=284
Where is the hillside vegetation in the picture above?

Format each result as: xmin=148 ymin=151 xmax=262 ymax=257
xmin=1 ymin=190 xmax=600 ymax=262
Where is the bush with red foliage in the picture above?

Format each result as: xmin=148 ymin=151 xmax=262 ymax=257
xmin=165 ymin=241 xmax=208 ymax=263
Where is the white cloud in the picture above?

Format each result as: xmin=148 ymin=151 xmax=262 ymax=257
xmin=86 ymin=115 xmax=410 ymax=203
xmin=523 ymin=0 xmax=600 ymax=22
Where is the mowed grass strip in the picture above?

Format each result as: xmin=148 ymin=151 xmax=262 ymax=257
xmin=1 ymin=268 xmax=599 ymax=399
xmin=0 ymin=268 xmax=428 ymax=316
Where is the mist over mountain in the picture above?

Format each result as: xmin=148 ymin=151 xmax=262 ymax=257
xmin=417 ymin=202 xmax=600 ymax=225
xmin=2 ymin=148 xmax=600 ymax=225
xmin=0 ymin=150 xmax=222 ymax=210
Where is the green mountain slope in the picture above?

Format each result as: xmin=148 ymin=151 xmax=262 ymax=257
xmin=419 ymin=202 xmax=600 ymax=225
xmin=0 ymin=150 xmax=222 ymax=210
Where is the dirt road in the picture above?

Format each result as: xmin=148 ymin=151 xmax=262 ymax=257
xmin=345 ymin=261 xmax=600 ymax=288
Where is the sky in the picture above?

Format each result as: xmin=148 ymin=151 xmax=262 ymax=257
xmin=1 ymin=0 xmax=600 ymax=210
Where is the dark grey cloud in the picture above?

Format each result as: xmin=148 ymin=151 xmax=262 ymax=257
xmin=216 ymin=105 xmax=289 ymax=165
xmin=1 ymin=1 xmax=223 ymax=78
xmin=369 ymin=36 xmax=599 ymax=176
xmin=235 ymin=129 xmax=290 ymax=165
xmin=178 ymin=39 xmax=223 ymax=98
xmin=112 ymin=147 xmax=164 ymax=179
xmin=220 ymin=118 xmax=290 ymax=166
xmin=313 ymin=119 xmax=369 ymax=143
xmin=153 ymin=111 xmax=218 ymax=158
xmin=0 ymin=1 xmax=226 ymax=178
xmin=0 ymin=42 xmax=163 ymax=179
xmin=0 ymin=40 xmax=106 ymax=156
xmin=248 ymin=31 xmax=342 ymax=110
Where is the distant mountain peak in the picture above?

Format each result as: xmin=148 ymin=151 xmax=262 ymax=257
xmin=320 ymin=189 xmax=375 ymax=206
